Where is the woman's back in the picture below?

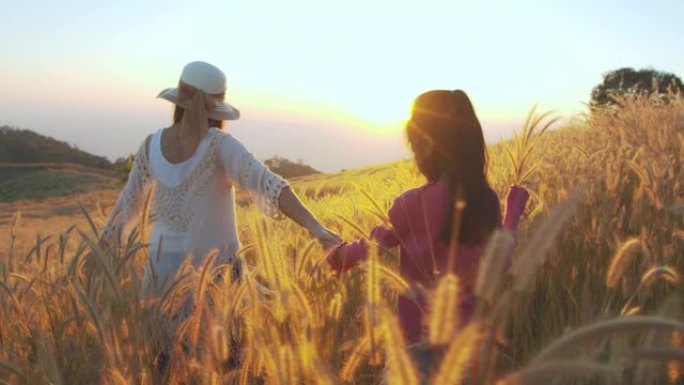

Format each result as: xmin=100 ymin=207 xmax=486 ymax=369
xmin=105 ymin=127 xmax=290 ymax=292
xmin=328 ymin=179 xmax=527 ymax=344
xmin=388 ymin=179 xmax=500 ymax=286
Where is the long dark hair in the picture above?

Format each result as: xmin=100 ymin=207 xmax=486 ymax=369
xmin=406 ymin=90 xmax=500 ymax=245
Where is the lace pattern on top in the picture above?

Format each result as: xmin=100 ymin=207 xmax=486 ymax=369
xmin=237 ymin=151 xmax=289 ymax=219
xmin=103 ymin=138 xmax=155 ymax=243
xmin=152 ymin=130 xmax=222 ymax=232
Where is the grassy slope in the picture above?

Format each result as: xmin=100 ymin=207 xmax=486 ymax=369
xmin=0 ymin=163 xmax=119 ymax=202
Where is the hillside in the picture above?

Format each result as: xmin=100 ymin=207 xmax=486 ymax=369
xmin=0 ymin=126 xmax=118 ymax=203
xmin=0 ymin=126 xmax=113 ymax=168
xmin=0 ymin=163 xmax=119 ymax=202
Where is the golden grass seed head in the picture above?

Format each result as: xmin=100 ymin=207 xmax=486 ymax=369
xmin=432 ymin=322 xmax=482 ymax=385
xmin=428 ymin=273 xmax=460 ymax=346
xmin=475 ymin=229 xmax=515 ymax=304
xmin=640 ymin=265 xmax=680 ymax=288
xmin=605 ymin=238 xmax=642 ymax=289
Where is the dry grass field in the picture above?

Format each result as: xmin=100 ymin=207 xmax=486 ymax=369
xmin=0 ymin=93 xmax=683 ymax=384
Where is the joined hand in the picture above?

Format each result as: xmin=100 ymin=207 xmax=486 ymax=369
xmin=309 ymin=224 xmax=343 ymax=250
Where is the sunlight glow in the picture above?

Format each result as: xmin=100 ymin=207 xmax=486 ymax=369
xmin=1 ymin=0 xmax=683 ymax=171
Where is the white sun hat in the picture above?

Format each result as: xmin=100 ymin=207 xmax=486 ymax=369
xmin=157 ymin=61 xmax=240 ymax=121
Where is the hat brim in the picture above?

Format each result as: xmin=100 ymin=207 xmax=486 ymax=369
xmin=157 ymin=88 xmax=240 ymax=121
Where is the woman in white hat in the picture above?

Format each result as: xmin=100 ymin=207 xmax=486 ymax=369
xmin=100 ymin=61 xmax=342 ymax=292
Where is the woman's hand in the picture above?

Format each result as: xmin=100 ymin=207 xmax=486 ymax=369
xmin=503 ymin=185 xmax=530 ymax=231
xmin=309 ymin=224 xmax=343 ymax=250
xmin=277 ymin=187 xmax=343 ymax=248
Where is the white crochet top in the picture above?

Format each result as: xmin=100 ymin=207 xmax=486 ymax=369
xmin=103 ymin=127 xmax=289 ymax=291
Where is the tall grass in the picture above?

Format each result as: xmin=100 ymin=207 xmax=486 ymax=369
xmin=0 ymin=92 xmax=682 ymax=384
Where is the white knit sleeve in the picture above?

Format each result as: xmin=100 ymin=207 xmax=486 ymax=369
xmin=102 ymin=137 xmax=155 ymax=244
xmin=218 ymin=134 xmax=289 ymax=219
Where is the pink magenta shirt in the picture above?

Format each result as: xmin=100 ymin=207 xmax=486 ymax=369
xmin=327 ymin=180 xmax=529 ymax=344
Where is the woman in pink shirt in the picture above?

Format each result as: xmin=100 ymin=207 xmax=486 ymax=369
xmin=327 ymin=90 xmax=529 ymax=345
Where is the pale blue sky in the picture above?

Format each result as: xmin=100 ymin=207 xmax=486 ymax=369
xmin=1 ymin=0 xmax=682 ymax=171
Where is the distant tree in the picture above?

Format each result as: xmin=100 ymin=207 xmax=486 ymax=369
xmin=591 ymin=67 xmax=684 ymax=107
xmin=264 ymin=156 xmax=320 ymax=178
xmin=114 ymin=155 xmax=134 ymax=183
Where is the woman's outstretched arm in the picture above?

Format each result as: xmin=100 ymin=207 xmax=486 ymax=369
xmin=278 ymin=186 xmax=342 ymax=248
xmin=218 ymin=134 xmax=341 ymax=248
xmin=326 ymin=225 xmax=400 ymax=272
xmin=327 ymin=194 xmax=402 ymax=273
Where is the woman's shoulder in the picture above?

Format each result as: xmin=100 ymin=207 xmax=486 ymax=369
xmin=213 ymin=129 xmax=254 ymax=167
xmin=388 ymin=181 xmax=449 ymax=223
xmin=136 ymin=129 xmax=161 ymax=158
xmin=212 ymin=128 xmax=243 ymax=147
xmin=393 ymin=180 xmax=448 ymax=205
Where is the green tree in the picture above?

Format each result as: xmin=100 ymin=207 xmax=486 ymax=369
xmin=264 ymin=156 xmax=320 ymax=178
xmin=590 ymin=67 xmax=684 ymax=106
xmin=114 ymin=155 xmax=134 ymax=183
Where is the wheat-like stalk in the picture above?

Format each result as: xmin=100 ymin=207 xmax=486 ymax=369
xmin=496 ymin=360 xmax=618 ymax=385
xmin=668 ymin=330 xmax=683 ymax=384
xmin=512 ymin=187 xmax=583 ymax=293
xmin=639 ymin=265 xmax=680 ymax=288
xmin=432 ymin=322 xmax=482 ymax=385
xmin=428 ymin=273 xmax=460 ymax=345
xmin=531 ymin=316 xmax=684 ymax=363
xmin=31 ymin=329 xmax=63 ymax=385
xmin=475 ymin=229 xmax=516 ymax=304
xmin=504 ymin=105 xmax=558 ymax=186
xmin=380 ymin=306 xmax=419 ymax=385
xmin=361 ymin=264 xmax=411 ymax=295
xmin=341 ymin=335 xmax=371 ymax=382
xmin=606 ymin=238 xmax=642 ymax=288
xmin=5 ymin=211 xmax=21 ymax=278
xmin=622 ymin=346 xmax=684 ymax=362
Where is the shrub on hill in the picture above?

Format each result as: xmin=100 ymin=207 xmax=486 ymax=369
xmin=264 ymin=156 xmax=320 ymax=179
